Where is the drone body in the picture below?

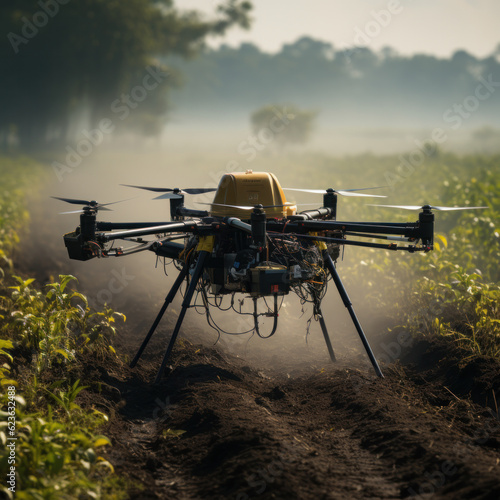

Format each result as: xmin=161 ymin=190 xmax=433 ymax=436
xmin=55 ymin=170 xmax=485 ymax=383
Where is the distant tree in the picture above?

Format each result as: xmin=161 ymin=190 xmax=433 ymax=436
xmin=281 ymin=36 xmax=334 ymax=60
xmin=250 ymin=104 xmax=317 ymax=149
xmin=0 ymin=0 xmax=252 ymax=150
xmin=472 ymin=126 xmax=500 ymax=153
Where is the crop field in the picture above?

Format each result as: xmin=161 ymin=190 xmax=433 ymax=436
xmin=1 ymin=147 xmax=499 ymax=499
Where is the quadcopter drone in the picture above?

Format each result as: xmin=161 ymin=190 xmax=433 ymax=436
xmin=54 ymin=170 xmax=485 ymax=383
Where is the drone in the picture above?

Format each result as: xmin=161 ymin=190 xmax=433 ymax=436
xmin=54 ymin=170 xmax=486 ymax=383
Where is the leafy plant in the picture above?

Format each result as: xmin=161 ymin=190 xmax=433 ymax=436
xmin=4 ymin=275 xmax=124 ymax=372
xmin=0 ymin=407 xmax=114 ymax=499
xmin=44 ymin=379 xmax=88 ymax=418
xmin=0 ymin=157 xmax=128 ymax=498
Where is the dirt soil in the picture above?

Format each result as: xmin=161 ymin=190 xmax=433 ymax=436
xmin=73 ymin=327 xmax=499 ymax=500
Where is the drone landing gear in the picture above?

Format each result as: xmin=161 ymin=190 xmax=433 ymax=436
xmin=130 ymin=251 xmax=210 ymax=383
xmin=323 ymin=252 xmax=384 ymax=378
xmin=132 ymin=250 xmax=383 ymax=382
xmin=154 ymin=251 xmax=209 ymax=383
xmin=129 ymin=262 xmax=189 ymax=369
xmin=316 ymin=305 xmax=336 ymax=363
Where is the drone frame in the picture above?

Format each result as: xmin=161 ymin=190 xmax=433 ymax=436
xmin=57 ymin=183 xmax=441 ymax=383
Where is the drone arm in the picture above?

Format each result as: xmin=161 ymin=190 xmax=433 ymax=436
xmin=291 ymin=207 xmax=333 ymax=220
xmin=267 ymin=219 xmax=434 ymax=250
xmin=270 ymin=233 xmax=425 ymax=252
xmin=176 ymin=207 xmax=209 ymax=218
xmin=344 ymin=231 xmax=411 ymax=241
xmin=223 ymin=217 xmax=252 ymax=234
xmin=106 ymin=241 xmax=155 ymax=257
xmin=99 ymin=221 xmax=199 ymax=242
xmin=97 ymin=221 xmax=176 ymax=230
xmin=292 ymin=220 xmax=420 ymax=238
xmin=288 ymin=234 xmax=413 ymax=251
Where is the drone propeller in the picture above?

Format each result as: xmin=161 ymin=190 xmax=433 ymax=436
xmin=283 ymin=187 xmax=387 ymax=198
xmin=52 ymin=196 xmax=129 ymax=214
xmin=59 ymin=208 xmax=112 ymax=215
xmin=199 ymin=202 xmax=296 ymax=211
xmin=368 ymin=204 xmax=488 ymax=211
xmin=121 ymin=184 xmax=217 ymax=200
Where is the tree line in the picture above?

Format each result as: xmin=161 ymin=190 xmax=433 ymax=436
xmin=167 ymin=37 xmax=500 ymax=128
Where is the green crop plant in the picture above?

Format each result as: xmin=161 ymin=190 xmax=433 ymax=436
xmin=0 ymin=404 xmax=115 ymax=499
xmin=4 ymin=275 xmax=124 ymax=373
xmin=0 ymin=157 xmax=128 ymax=498
xmin=0 ymin=157 xmax=44 ymax=270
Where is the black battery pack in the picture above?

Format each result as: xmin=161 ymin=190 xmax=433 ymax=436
xmin=250 ymin=265 xmax=289 ymax=296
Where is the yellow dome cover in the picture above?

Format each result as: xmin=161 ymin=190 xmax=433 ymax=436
xmin=210 ymin=170 xmax=296 ymax=219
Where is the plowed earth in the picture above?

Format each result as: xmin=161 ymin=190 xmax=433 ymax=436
xmin=81 ymin=331 xmax=500 ymax=500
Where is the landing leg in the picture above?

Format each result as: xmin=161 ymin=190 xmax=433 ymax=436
xmin=130 ymin=263 xmax=189 ymax=368
xmin=316 ymin=306 xmax=336 ymax=362
xmin=154 ymin=251 xmax=210 ymax=383
xmin=323 ymin=251 xmax=384 ymax=378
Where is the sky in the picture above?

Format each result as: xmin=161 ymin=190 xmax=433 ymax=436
xmin=180 ymin=0 xmax=500 ymax=58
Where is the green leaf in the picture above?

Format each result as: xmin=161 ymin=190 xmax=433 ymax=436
xmin=58 ymin=274 xmax=77 ymax=293
xmin=162 ymin=428 xmax=186 ymax=438
xmin=93 ymin=436 xmax=111 ymax=447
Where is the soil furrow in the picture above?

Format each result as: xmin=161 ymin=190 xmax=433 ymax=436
xmin=97 ymin=339 xmax=500 ymax=499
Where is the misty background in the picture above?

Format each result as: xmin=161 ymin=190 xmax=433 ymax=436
xmin=2 ymin=1 xmax=500 ymax=154
xmin=2 ymin=1 xmax=499 ymax=367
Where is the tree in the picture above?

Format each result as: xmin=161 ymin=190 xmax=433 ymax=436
xmin=250 ymin=104 xmax=317 ymax=149
xmin=0 ymin=0 xmax=252 ymax=150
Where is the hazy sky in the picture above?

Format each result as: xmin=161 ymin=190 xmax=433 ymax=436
xmin=181 ymin=0 xmax=500 ymax=58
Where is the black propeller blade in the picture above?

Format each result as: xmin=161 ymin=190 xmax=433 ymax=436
xmin=283 ymin=187 xmax=387 ymax=198
xmin=368 ymin=204 xmax=488 ymax=211
xmin=52 ymin=196 xmax=130 ymax=214
xmin=198 ymin=202 xmax=296 ymax=211
xmin=121 ymin=184 xmax=217 ymax=199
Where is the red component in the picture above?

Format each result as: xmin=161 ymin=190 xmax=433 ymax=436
xmin=271 ymin=284 xmax=279 ymax=293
